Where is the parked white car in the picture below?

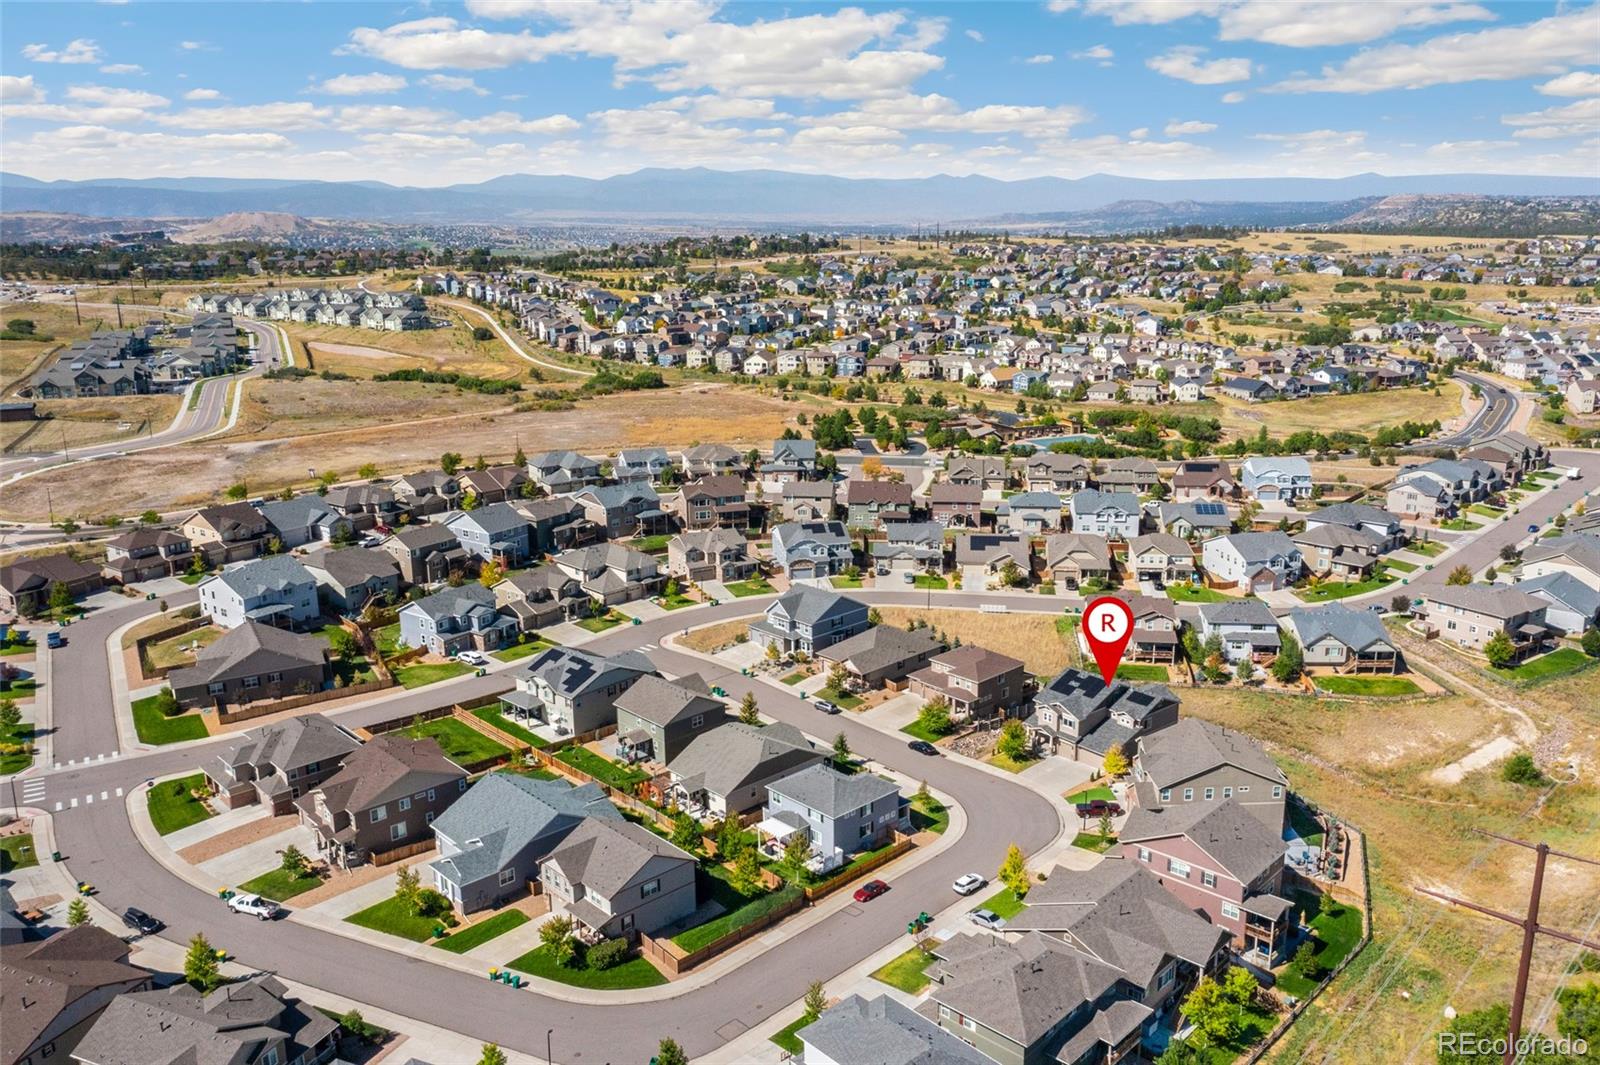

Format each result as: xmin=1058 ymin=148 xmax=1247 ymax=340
xmin=455 ymin=650 xmax=489 ymax=667
xmin=226 ymin=893 xmax=280 ymax=920
xmin=952 ymin=873 xmax=986 ymax=896
xmin=968 ymin=908 xmax=1006 ymax=932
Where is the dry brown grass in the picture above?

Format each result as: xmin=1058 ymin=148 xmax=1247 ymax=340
xmin=871 ymin=606 xmax=1074 ymax=676
xmin=677 ymin=617 xmax=754 ymax=654
xmin=0 ymin=394 xmax=183 ymax=452
xmin=1 ymin=302 xmax=113 ymax=390
xmin=1210 ymin=385 xmax=1464 ymax=438
xmin=284 ymin=308 xmax=524 ymax=379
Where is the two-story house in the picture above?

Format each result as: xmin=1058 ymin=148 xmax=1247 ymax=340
xmin=446 ymin=503 xmax=534 ymax=568
xmin=929 ymin=482 xmax=983 ymax=527
xmin=1201 ymin=531 xmax=1304 ymax=592
xmin=1127 ymin=532 xmax=1196 ymax=588
xmin=666 ymin=527 xmax=756 ymax=584
xmin=100 ymin=526 xmax=195 ymax=584
xmin=614 ymin=446 xmax=675 ymax=483
xmin=493 ymin=566 xmax=587 ymax=629
xmin=1023 ymin=452 xmax=1091 ymax=494
xmin=255 ymin=495 xmax=352 ymax=549
xmin=296 ymin=735 xmax=468 ymax=868
xmin=761 ymin=763 xmax=908 ymax=870
xmin=180 ymin=501 xmax=270 ymax=565
xmin=571 ymin=482 xmax=671 ymax=539
xmin=673 ymin=475 xmax=750 ymax=530
xmin=1418 ymin=583 xmax=1553 ymax=661
xmin=1025 ymin=667 xmax=1181 ymax=763
xmin=1002 ymin=491 xmax=1064 ymax=535
xmin=748 ymin=586 xmax=870 ymax=656
xmin=1132 ymin=718 xmax=1289 ymax=831
xmin=167 ymin=620 xmax=332 ymax=710
xmin=667 ymin=721 xmax=822 ymax=816
xmin=204 ymin=715 xmax=360 ymax=813
xmin=540 ymin=817 xmax=698 ymax=940
xmin=908 ymin=645 xmax=1029 ymax=721
xmin=1239 ymin=457 xmax=1313 ymax=503
xmin=396 ymin=583 xmax=518 ymax=656
xmin=526 ymin=449 xmax=603 ymax=493
xmin=553 ymin=543 xmax=664 ymax=605
xmin=197 ymin=555 xmax=321 ymax=630
xmin=1043 ymin=532 xmax=1112 ymax=591
xmin=380 ymin=522 xmax=467 ymax=585
xmin=844 ymin=479 xmax=915 ymax=531
xmin=502 ymin=645 xmax=655 ymax=736
xmin=760 ymin=438 xmax=818 ymax=483
xmin=613 ymin=674 xmax=728 ymax=765
xmin=1069 ymin=489 xmax=1142 ymax=541
xmin=1196 ymin=599 xmax=1283 ymax=663
xmin=770 ymin=520 xmax=854 ymax=579
xmin=302 ymin=547 xmax=400 ymax=615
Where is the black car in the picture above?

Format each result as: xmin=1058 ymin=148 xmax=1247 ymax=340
xmin=907 ymin=739 xmax=939 ymax=756
xmin=122 ymin=907 xmax=162 ymax=935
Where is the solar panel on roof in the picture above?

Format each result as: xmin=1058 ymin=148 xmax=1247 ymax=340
xmin=1193 ymin=502 xmax=1227 ymax=516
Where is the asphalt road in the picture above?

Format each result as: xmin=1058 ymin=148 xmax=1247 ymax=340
xmin=1429 ymin=372 xmax=1518 ymax=448
xmin=32 ymin=590 xmax=1063 ymax=1064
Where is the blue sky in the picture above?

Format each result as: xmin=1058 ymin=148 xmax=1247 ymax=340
xmin=2 ymin=0 xmax=1597 ymax=186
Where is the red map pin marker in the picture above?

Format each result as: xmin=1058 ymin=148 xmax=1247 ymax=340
xmin=1081 ymin=596 xmax=1134 ymax=687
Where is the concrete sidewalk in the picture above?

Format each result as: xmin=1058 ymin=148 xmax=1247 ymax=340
xmin=196 ymin=823 xmax=318 ymax=890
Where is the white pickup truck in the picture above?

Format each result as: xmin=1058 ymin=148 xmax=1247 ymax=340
xmin=226 ymin=893 xmax=281 ymax=920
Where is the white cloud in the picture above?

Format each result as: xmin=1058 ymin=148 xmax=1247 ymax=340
xmin=65 ymin=84 xmax=169 ymax=108
xmin=1221 ymin=91 xmax=1247 ymax=103
xmin=1214 ymin=1 xmax=1492 ymax=47
xmin=16 ymin=124 xmax=292 ymax=158
xmin=1072 ymin=44 xmax=1114 ymax=61
xmin=156 ymin=101 xmax=332 ymax=131
xmin=0 ymin=75 xmax=45 ymax=104
xmin=1251 ymin=129 xmax=1373 ymax=159
xmin=356 ymin=131 xmax=477 ymax=155
xmin=1045 ymin=0 xmax=1079 ymax=12
xmin=178 ymin=40 xmax=212 ymax=51
xmin=965 ymin=29 xmax=984 ymax=42
xmin=1024 ymin=54 xmax=1055 ymax=65
xmin=1082 ymin=1 xmax=1221 ymax=25
xmin=1165 ymin=119 xmax=1217 ymax=135
xmin=314 ymin=72 xmax=408 ymax=95
xmin=806 ymin=93 xmax=1089 ymax=136
xmin=1272 ymin=8 xmax=1600 ymax=93
xmin=1128 ymin=127 xmax=1149 ymax=139
xmin=421 ymin=73 xmax=491 ymax=95
xmin=21 ymin=39 xmax=103 ymax=64
xmin=1147 ymin=47 xmax=1252 ymax=85
xmin=98 ymin=64 xmax=144 ymax=75
xmin=1501 ymin=98 xmax=1600 ymax=140
xmin=475 ymin=110 xmax=581 ymax=134
xmin=183 ymin=88 xmax=223 ymax=101
xmin=333 ymin=105 xmax=455 ymax=131
xmin=1536 ymin=71 xmax=1600 ymax=98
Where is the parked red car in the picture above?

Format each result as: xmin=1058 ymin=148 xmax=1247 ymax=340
xmin=1075 ymin=799 xmax=1124 ymax=818
xmin=853 ymin=879 xmax=890 ymax=903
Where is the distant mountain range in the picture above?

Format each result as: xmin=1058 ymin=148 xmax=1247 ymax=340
xmin=3 ymin=168 xmax=1596 ymax=228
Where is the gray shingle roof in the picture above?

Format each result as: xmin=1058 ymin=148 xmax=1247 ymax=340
xmin=1120 ymin=797 xmax=1284 ymax=885
xmin=1136 ymin=718 xmax=1286 ymax=791
xmin=930 ymin=932 xmax=1123 ymax=1046
xmin=771 ymin=585 xmax=865 ymax=626
xmin=544 ymin=817 xmax=694 ymax=898
xmin=613 ymin=674 xmax=722 ymax=727
xmin=305 ymin=546 xmax=398 ymax=588
xmin=212 ymin=554 xmax=316 ymax=599
xmin=802 ymin=994 xmax=993 ymax=1065
xmin=818 ymin=624 xmax=944 ymax=675
xmin=1285 ymin=602 xmax=1394 ymax=655
xmin=766 ymin=763 xmax=900 ymax=818
xmin=429 ymin=774 xmax=618 ymax=887
xmin=669 ymin=721 xmax=819 ymax=799
xmin=1517 ymin=571 xmax=1600 ymax=618
xmin=167 ymin=621 xmax=327 ymax=689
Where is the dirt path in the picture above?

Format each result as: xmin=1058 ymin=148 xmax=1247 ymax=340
xmin=307 ymin=341 xmax=418 ymax=360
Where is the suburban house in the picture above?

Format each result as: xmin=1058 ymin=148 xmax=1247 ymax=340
xmin=800 ymin=995 xmax=993 ymax=1065
xmin=1239 ymin=457 xmax=1313 ymax=502
xmin=458 ymin=463 xmax=532 ymax=505
xmin=1158 ymin=500 xmax=1233 ymax=541
xmin=815 ymin=624 xmax=946 ymax=690
xmin=614 ymin=446 xmax=675 ymax=483
xmin=761 ymin=438 xmax=818 ymax=483
xmin=1292 ymin=523 xmax=1385 ymax=581
xmin=869 ymin=521 xmax=946 ymax=574
xmin=204 ymin=715 xmax=360 ymax=812
xmin=761 ymin=763 xmax=908 ymax=868
xmin=1196 ymin=599 xmax=1283 ymax=663
xmin=512 ymin=495 xmax=595 ymax=555
xmin=553 ymin=543 xmax=664 ymax=605
xmin=1132 ymin=719 xmax=1289 ymax=831
xmin=946 ymin=455 xmax=1010 ymax=493
xmin=1113 ymin=592 xmax=1182 ymax=663
xmin=780 ymin=480 xmax=836 ymax=522
xmin=255 ymin=495 xmax=351 ymax=550
xmin=1120 ymin=798 xmax=1293 ymax=965
xmin=954 ymin=533 xmax=1032 ymax=589
xmin=1025 ymin=668 xmax=1181 ymax=762
xmin=0 ymin=554 xmax=104 ymax=615
xmin=1068 ymin=489 xmax=1142 ymax=541
xmin=396 ymin=583 xmax=518 ymax=656
xmin=428 ymin=773 xmax=620 ymax=914
xmin=1 ymin=926 xmax=152 ymax=1065
xmin=674 ymin=475 xmax=751 ymax=530
xmin=302 ymin=547 xmax=400 ymax=615
xmin=770 ymin=520 xmax=854 ymax=579
xmin=666 ymin=721 xmax=822 ymax=816
xmin=71 ymin=975 xmax=337 ymax=1065
xmin=1284 ymin=602 xmax=1401 ymax=673
xmin=845 ymin=480 xmax=915 ymax=530
xmin=908 ymin=645 xmax=1029 ymax=721
xmin=1418 ymin=584 xmax=1552 ymax=661
xmin=540 ymin=818 xmax=698 ymax=939
xmin=999 ymin=491 xmax=1062 ymax=535
xmin=571 ymin=482 xmax=670 ymax=539
xmin=197 ymin=555 xmax=320 ymax=630
xmin=101 ymin=526 xmax=195 ymax=584
xmin=1201 ymin=531 xmax=1304 ymax=592
xmin=1024 ymin=452 xmax=1091 ymax=493
xmin=167 ymin=621 xmax=332 ymax=710
xmin=296 ymin=735 xmax=468 ymax=868
xmin=502 ymin=646 xmax=655 ymax=736
xmin=682 ymin=442 xmax=745 ymax=478
xmin=666 ymin=528 xmax=756 ymax=584
xmin=526 ymin=449 xmax=603 ymax=492
xmin=1387 ymin=458 xmax=1497 ymax=520
xmin=446 ymin=504 xmax=534 ymax=568
xmin=1519 ymin=532 xmax=1600 ymax=591
xmin=380 ymin=523 xmax=466 ymax=585
xmin=179 ymin=501 xmax=270 ymax=563
xmin=1127 ymin=533 xmax=1196 ymax=588
xmin=1100 ymin=457 xmax=1161 ymax=494
xmin=494 ymin=567 xmax=587 ymax=629
xmin=1516 ymin=572 xmax=1600 ymax=636
xmin=930 ymin=481 xmax=984 ymax=527
xmin=1303 ymin=502 xmax=1406 ymax=552
xmin=613 ymin=674 xmax=727 ymax=765
xmin=747 ymin=586 xmax=870 ymax=656
xmin=1171 ymin=460 xmax=1237 ymax=500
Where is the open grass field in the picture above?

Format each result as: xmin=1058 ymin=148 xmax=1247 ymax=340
xmin=0 ymin=302 xmax=110 ymax=390
xmin=0 ymin=394 xmax=184 ymax=454
xmin=286 ymin=307 xmax=523 ymax=380
xmin=1209 ymin=386 xmax=1463 ymax=440
xmin=871 ymin=606 xmax=1071 ymax=676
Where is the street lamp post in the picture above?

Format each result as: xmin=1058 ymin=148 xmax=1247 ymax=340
xmin=546 ymin=1028 xmax=554 ymax=1065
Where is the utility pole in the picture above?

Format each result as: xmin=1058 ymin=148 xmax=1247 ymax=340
xmin=72 ymin=291 xmax=81 ymax=325
xmin=1419 ymin=832 xmax=1600 ymax=1065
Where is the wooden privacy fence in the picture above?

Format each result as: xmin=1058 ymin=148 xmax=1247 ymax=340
xmin=371 ymin=839 xmax=434 ymax=867
xmin=638 ymin=889 xmax=806 ymax=976
xmin=803 ymin=833 xmax=915 ymax=903
xmin=216 ymin=680 xmax=389 ymax=725
xmin=135 ymin=616 xmax=211 ymax=679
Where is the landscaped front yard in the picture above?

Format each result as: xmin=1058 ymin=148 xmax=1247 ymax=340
xmin=1166 ymin=584 xmax=1230 ymax=603
xmin=576 ymin=610 xmax=626 ymax=633
xmin=131 ymin=694 xmax=209 ymax=745
xmin=1 ymin=833 xmax=38 ymax=872
xmin=899 ymin=719 xmax=951 ymax=744
xmin=147 ymin=773 xmax=214 ymax=836
xmin=554 ymin=745 xmax=649 ymax=792
xmin=346 ymin=894 xmax=452 ymax=942
xmin=490 ymin=638 xmax=551 ymax=662
xmin=434 ymin=910 xmax=529 ymax=954
xmin=1297 ymin=567 xmax=1398 ymax=603
xmin=1406 ymin=540 xmax=1446 ymax=557
xmin=506 ymin=943 xmax=666 ymax=989
xmin=910 ymin=574 xmax=947 ymax=590
xmin=0 ymin=717 xmax=34 ymax=774
xmin=829 ymin=574 xmax=863 ymax=589
xmin=871 ymin=942 xmax=941 ymax=993
xmin=724 ymin=577 xmax=776 ymax=597
xmin=977 ymin=886 xmax=1026 ymax=919
xmin=1071 ymin=832 xmax=1117 ymax=853
xmin=238 ymin=866 xmax=325 ymax=902
xmin=909 ymin=793 xmax=949 ymax=834
xmin=393 ymin=661 xmax=473 ymax=689
xmin=399 ymin=717 xmax=510 ymax=766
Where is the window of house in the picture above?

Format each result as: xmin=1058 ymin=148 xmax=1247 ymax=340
xmin=242 ymin=676 xmax=260 ymax=689
xmin=370 ymin=806 xmax=386 ymax=823
xmin=425 ymin=811 xmax=435 ymax=825
xmin=690 ymin=714 xmax=704 ymax=729
xmin=458 ymin=780 xmax=466 ymax=792
xmin=1238 ymin=785 xmax=1249 ymax=793
xmin=429 ymin=788 xmax=438 ymax=801
xmin=390 ymin=822 xmax=406 ymax=841
xmin=642 ymin=878 xmax=661 ymax=897
xmin=499 ymin=868 xmax=517 ymax=887
xmin=1167 ymin=858 xmax=1191 ymax=878
xmin=208 ymin=682 xmax=225 ymax=695
xmin=1202 ymin=871 xmax=1216 ymax=888
xmin=1272 ymin=785 xmax=1283 ymax=798
xmin=399 ymin=797 xmax=411 ymax=812
xmin=1183 ymin=788 xmax=1194 ymax=801
xmin=1159 ymin=788 xmax=1171 ymax=802
xmin=1204 ymin=787 xmax=1215 ymax=800
xmin=1223 ymin=787 xmax=1232 ymax=799
xmin=1137 ymin=847 xmax=1151 ymax=862
xmin=1221 ymin=902 xmax=1241 ymax=920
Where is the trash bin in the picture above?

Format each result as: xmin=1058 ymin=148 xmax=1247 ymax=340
xmin=51 ymin=850 xmax=61 ymax=862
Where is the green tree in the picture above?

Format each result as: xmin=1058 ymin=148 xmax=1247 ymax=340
xmin=1102 ymin=746 xmax=1129 ymax=778
xmin=138 ymin=509 xmax=161 ymax=525
xmin=826 ymin=662 xmax=849 ymax=695
xmin=803 ymin=980 xmax=828 ymax=1023
xmin=280 ymin=844 xmax=310 ymax=876
xmin=738 ymin=691 xmax=761 ymax=726
xmin=1235 ymin=656 xmax=1255 ymax=685
xmin=916 ymin=697 xmax=951 ymax=737
xmin=326 ymin=629 xmax=358 ymax=662
xmin=1272 ymin=629 xmax=1304 ymax=684
xmin=669 ymin=810 xmax=701 ymax=851
xmin=1500 ymin=751 xmax=1546 ymax=786
xmin=998 ymin=843 xmax=1030 ymax=897
xmin=832 ymin=731 xmax=851 ymax=767
xmin=730 ymin=841 xmax=764 ymax=896
xmin=67 ymin=897 xmax=90 ymax=927
xmin=1178 ymin=975 xmax=1242 ymax=1044
xmin=1483 ymin=630 xmax=1516 ymax=669
xmin=225 ymin=482 xmax=249 ymax=501
xmin=48 ymin=580 xmax=73 ymax=613
xmin=358 ymin=463 xmax=379 ymax=479
xmin=1557 ymin=982 xmax=1600 ymax=1046
xmin=1582 ymin=628 xmax=1600 ymax=658
xmin=478 ymin=559 xmax=503 ymax=588
xmin=654 ymin=1039 xmax=688 ymax=1065
xmin=540 ymin=914 xmax=576 ymax=967
xmin=440 ymin=451 xmax=463 ymax=475
xmin=0 ymin=697 xmax=21 ymax=734
xmin=394 ymin=865 xmax=421 ymax=912
xmin=1446 ymin=564 xmax=1473 ymax=586
xmin=782 ymin=831 xmax=813 ymax=883
xmin=995 ymin=718 xmax=1030 ymax=761
xmin=184 ymin=932 xmax=222 ymax=992
xmin=477 ymin=1044 xmax=508 ymax=1065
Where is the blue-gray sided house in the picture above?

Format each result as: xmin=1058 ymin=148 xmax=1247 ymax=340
xmin=613 ymin=673 xmax=727 ymax=765
xmin=571 ymin=482 xmax=671 ymax=539
xmin=255 ymin=494 xmax=352 ymax=549
xmin=526 ymin=449 xmax=603 ymax=492
xmin=1001 ymin=491 xmax=1063 ymax=535
xmin=1239 ymin=457 xmax=1313 ymax=502
xmin=748 ymin=585 xmax=870 ymax=656
xmin=1025 ymin=667 xmax=1180 ymax=763
xmin=446 ymin=503 xmax=534 ymax=567
xmin=1200 ymin=531 xmax=1304 ymax=592
xmin=397 ymin=583 xmax=517 ymax=656
xmin=1069 ymin=489 xmax=1143 ymax=540
xmin=1197 ymin=598 xmax=1283 ymax=663
xmin=1516 ymin=571 xmax=1600 ymax=636
xmin=761 ymin=763 xmax=908 ymax=870
xmin=770 ymin=520 xmax=853 ymax=579
xmin=503 ymin=645 xmax=656 ymax=736
xmin=761 ymin=437 xmax=817 ymax=482
xmin=429 ymin=773 xmax=620 ymax=913
xmin=302 ymin=547 xmax=400 ymax=615
xmin=540 ymin=817 xmax=698 ymax=939
xmin=197 ymin=555 xmax=321 ymax=631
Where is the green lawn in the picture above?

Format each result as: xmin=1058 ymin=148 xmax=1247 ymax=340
xmin=434 ymin=910 xmax=529 ymax=954
xmin=555 ymin=746 xmax=649 ymax=791
xmin=815 ymin=685 xmax=862 ymax=709
xmin=1167 ymin=584 xmax=1229 ymax=603
xmin=1487 ymin=647 xmax=1597 ymax=686
xmin=576 ymin=611 xmax=625 ymax=633
xmin=1189 ymin=1001 xmax=1279 ymax=1065
xmin=770 ymin=1016 xmax=815 ymax=1055
xmin=1115 ymin=664 xmax=1169 ymax=682
xmin=910 ymin=794 xmax=949 ymax=834
xmin=977 ymin=886 xmax=1027 ymax=919
xmin=672 ymin=868 xmax=803 ymax=953
xmin=911 ymin=574 xmax=948 ymax=590
xmin=237 ymin=866 xmax=325 ymax=902
xmin=1287 ymin=802 xmax=1326 ymax=848
xmin=1065 ymin=785 xmax=1116 ymax=804
xmin=131 ymin=694 xmax=209 ymax=745
xmin=0 ymin=720 xmax=34 ymax=774
xmin=1383 ymin=558 xmax=1418 ymax=573
xmin=900 ymin=719 xmax=952 ymax=744
xmin=490 ymin=638 xmax=550 ymax=662
xmin=470 ymin=705 xmax=549 ymax=747
xmin=627 ymin=534 xmax=673 ymax=554
xmin=1276 ymin=895 xmax=1364 ymax=998
xmin=345 ymin=894 xmax=452 ymax=942
xmin=506 ymin=943 xmax=666 ymax=989
xmin=178 ymin=571 xmax=209 ymax=585
xmin=1071 ymin=832 xmax=1118 ymax=853
xmin=829 ymin=575 xmax=863 ymax=589
xmin=1313 ymin=675 xmax=1422 ymax=697
xmin=1297 ymin=570 xmax=1397 ymax=602
xmin=400 ymin=717 xmax=510 ymax=765
xmin=1440 ymin=517 xmax=1482 ymax=531
xmin=780 ymin=669 xmax=809 ymax=685
xmin=871 ymin=942 xmax=941 ymax=993
xmin=986 ymin=750 xmax=1039 ymax=774
xmin=0 ymin=833 xmax=38 ymax=872
xmin=393 ymin=661 xmax=472 ymax=689
xmin=147 ymin=774 xmax=214 ymax=836
xmin=0 ymin=634 xmax=35 ymax=656
xmin=1468 ymin=503 xmax=1506 ymax=518
xmin=658 ymin=593 xmax=698 ymax=610
xmin=372 ymin=623 xmax=403 ymax=657
xmin=1406 ymin=540 xmax=1446 ymax=557
xmin=724 ymin=577 xmax=776 ymax=597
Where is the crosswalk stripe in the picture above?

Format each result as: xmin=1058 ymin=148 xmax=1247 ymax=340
xmin=100 ymin=791 xmax=108 ymax=800
xmin=84 ymin=793 xmax=93 ymax=804
xmin=70 ymin=797 xmax=78 ymax=808
xmin=115 ymin=787 xmax=124 ymax=797
xmin=54 ymin=801 xmax=62 ymax=812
